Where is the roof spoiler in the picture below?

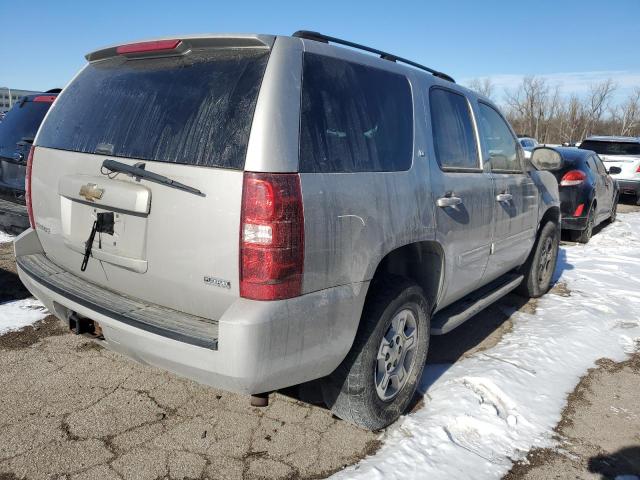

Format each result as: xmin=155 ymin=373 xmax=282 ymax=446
xmin=85 ymin=34 xmax=275 ymax=62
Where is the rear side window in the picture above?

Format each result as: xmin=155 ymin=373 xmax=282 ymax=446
xmin=429 ymin=88 xmax=478 ymax=170
xmin=0 ymin=100 xmax=51 ymax=156
xmin=299 ymin=53 xmax=413 ymax=173
xmin=37 ymin=49 xmax=270 ymax=169
xmin=579 ymin=140 xmax=640 ymax=156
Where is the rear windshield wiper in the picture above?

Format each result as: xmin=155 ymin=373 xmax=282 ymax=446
xmin=102 ymin=159 xmax=205 ymax=197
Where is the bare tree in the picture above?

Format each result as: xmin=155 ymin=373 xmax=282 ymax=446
xmin=581 ymin=79 xmax=617 ymax=139
xmin=560 ymin=95 xmax=586 ymax=144
xmin=465 ymin=78 xmax=495 ymax=99
xmin=504 ymin=76 xmax=550 ymax=139
xmin=615 ymin=87 xmax=640 ymax=136
xmin=467 ymin=75 xmax=633 ymax=144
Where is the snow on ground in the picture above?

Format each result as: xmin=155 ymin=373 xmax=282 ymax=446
xmin=0 ymin=298 xmax=49 ymax=335
xmin=334 ymin=213 xmax=640 ymax=480
xmin=0 ymin=230 xmax=15 ymax=244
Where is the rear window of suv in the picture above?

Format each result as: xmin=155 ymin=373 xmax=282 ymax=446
xmin=37 ymin=48 xmax=270 ymax=170
xmin=579 ymin=140 xmax=640 ymax=156
xmin=299 ymin=53 xmax=413 ymax=173
xmin=0 ymin=100 xmax=52 ymax=157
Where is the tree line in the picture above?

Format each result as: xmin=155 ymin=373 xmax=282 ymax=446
xmin=466 ymin=77 xmax=640 ymax=144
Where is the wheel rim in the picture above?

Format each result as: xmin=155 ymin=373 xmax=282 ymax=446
xmin=375 ymin=308 xmax=419 ymax=402
xmin=537 ymin=235 xmax=557 ymax=287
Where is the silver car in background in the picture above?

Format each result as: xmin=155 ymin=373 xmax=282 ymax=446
xmin=580 ymin=136 xmax=640 ymax=204
xmin=14 ymin=31 xmax=561 ymax=429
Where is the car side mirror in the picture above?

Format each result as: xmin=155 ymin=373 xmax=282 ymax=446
xmin=530 ymin=147 xmax=563 ymax=171
xmin=608 ymin=166 xmax=622 ymax=175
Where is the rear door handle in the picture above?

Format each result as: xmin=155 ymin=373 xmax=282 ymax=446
xmin=496 ymin=193 xmax=513 ymax=202
xmin=437 ymin=196 xmax=462 ymax=208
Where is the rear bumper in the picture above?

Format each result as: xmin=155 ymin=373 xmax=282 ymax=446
xmin=561 ymin=215 xmax=589 ymax=231
xmin=15 ymin=229 xmax=368 ymax=394
xmin=616 ymin=178 xmax=640 ymax=196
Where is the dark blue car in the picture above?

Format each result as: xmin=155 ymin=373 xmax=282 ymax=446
xmin=0 ymin=89 xmax=60 ymax=232
xmin=551 ymin=147 xmax=619 ymax=243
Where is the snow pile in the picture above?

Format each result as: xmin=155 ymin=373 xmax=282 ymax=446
xmin=334 ymin=213 xmax=640 ymax=480
xmin=0 ymin=298 xmax=49 ymax=335
xmin=0 ymin=230 xmax=15 ymax=244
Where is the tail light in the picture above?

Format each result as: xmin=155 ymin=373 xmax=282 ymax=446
xmin=636 ymin=164 xmax=640 ymax=173
xmin=25 ymin=146 xmax=36 ymax=228
xmin=560 ymin=170 xmax=586 ymax=187
xmin=33 ymin=95 xmax=56 ymax=103
xmin=240 ymin=172 xmax=304 ymax=300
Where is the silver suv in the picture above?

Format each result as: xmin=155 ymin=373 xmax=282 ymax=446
xmin=14 ymin=31 xmax=561 ymax=430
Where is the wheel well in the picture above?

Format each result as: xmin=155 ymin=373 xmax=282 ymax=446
xmin=539 ymin=206 xmax=560 ymax=229
xmin=369 ymin=242 xmax=444 ymax=313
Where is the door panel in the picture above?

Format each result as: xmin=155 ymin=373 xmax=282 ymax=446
xmin=593 ymin=155 xmax=613 ymax=219
xmin=487 ymin=173 xmax=537 ymax=280
xmin=475 ymin=102 xmax=537 ymax=282
xmin=431 ymin=172 xmax=494 ymax=306
xmin=427 ymin=88 xmax=493 ymax=308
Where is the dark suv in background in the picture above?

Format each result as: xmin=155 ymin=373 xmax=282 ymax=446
xmin=0 ymin=89 xmax=60 ymax=232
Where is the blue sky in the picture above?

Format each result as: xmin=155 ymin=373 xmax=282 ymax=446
xmin=2 ymin=0 xmax=639 ymax=102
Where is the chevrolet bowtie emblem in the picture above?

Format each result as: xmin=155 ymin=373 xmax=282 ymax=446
xmin=79 ymin=183 xmax=104 ymax=202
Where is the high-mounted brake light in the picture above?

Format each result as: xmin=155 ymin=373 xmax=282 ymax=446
xmin=33 ymin=95 xmax=56 ymax=103
xmin=25 ymin=146 xmax=36 ymax=229
xmin=240 ymin=172 xmax=304 ymax=300
xmin=116 ymin=39 xmax=181 ymax=55
xmin=560 ymin=170 xmax=586 ymax=187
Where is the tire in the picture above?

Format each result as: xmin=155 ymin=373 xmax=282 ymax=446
xmin=574 ymin=206 xmax=595 ymax=244
xmin=609 ymin=196 xmax=618 ymax=223
xmin=321 ymin=277 xmax=430 ymax=430
xmin=516 ymin=220 xmax=560 ymax=298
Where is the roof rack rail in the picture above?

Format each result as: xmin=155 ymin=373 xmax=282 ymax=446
xmin=292 ymin=30 xmax=455 ymax=83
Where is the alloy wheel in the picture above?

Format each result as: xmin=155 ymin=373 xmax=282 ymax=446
xmin=537 ymin=235 xmax=557 ymax=287
xmin=375 ymin=308 xmax=419 ymax=401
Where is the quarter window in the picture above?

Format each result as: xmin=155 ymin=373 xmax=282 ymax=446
xmin=478 ymin=103 xmax=522 ymax=172
xmin=429 ymin=88 xmax=478 ymax=169
xmin=299 ymin=53 xmax=413 ymax=173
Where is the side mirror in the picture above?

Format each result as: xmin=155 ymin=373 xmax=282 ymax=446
xmin=608 ymin=166 xmax=622 ymax=175
xmin=530 ymin=147 xmax=563 ymax=171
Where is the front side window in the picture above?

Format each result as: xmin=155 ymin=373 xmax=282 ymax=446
xmin=429 ymin=88 xmax=478 ymax=169
xmin=593 ymin=155 xmax=607 ymax=175
xmin=478 ymin=103 xmax=522 ymax=172
xmin=299 ymin=53 xmax=413 ymax=173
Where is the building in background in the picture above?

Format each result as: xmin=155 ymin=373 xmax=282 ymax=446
xmin=1 ymin=88 xmax=41 ymax=113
